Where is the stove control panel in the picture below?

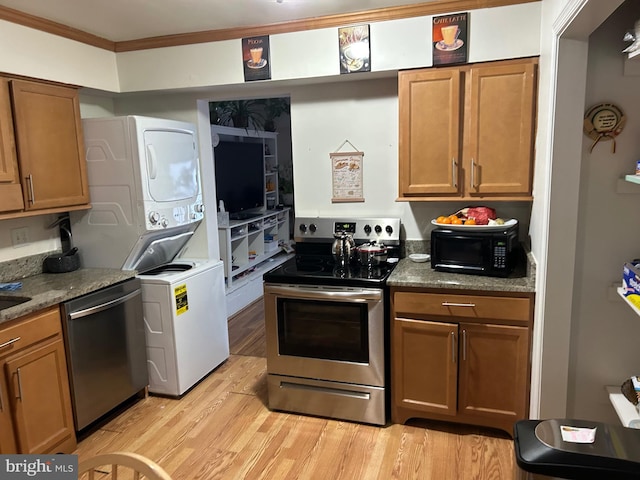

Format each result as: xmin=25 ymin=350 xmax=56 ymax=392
xmin=295 ymin=217 xmax=400 ymax=245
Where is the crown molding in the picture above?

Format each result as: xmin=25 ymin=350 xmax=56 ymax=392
xmin=0 ymin=4 xmax=115 ymax=50
xmin=0 ymin=0 xmax=538 ymax=53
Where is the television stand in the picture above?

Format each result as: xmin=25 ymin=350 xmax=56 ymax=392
xmin=229 ymin=211 xmax=263 ymax=221
xmin=218 ymin=208 xmax=292 ymax=317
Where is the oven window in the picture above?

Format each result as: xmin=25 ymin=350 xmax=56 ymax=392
xmin=276 ymin=298 xmax=369 ymax=363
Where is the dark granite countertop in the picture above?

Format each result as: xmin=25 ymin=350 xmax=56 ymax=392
xmin=387 ymin=250 xmax=536 ymax=293
xmin=0 ymin=268 xmax=137 ymax=325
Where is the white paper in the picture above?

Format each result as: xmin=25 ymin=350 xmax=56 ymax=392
xmin=560 ymin=425 xmax=597 ymax=443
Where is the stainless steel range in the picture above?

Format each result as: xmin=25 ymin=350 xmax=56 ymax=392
xmin=263 ymin=216 xmax=400 ymax=425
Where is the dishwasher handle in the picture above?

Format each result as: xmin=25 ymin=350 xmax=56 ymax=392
xmin=68 ymin=288 xmax=142 ymax=320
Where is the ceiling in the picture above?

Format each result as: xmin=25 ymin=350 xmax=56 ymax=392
xmin=0 ymin=0 xmax=436 ymax=42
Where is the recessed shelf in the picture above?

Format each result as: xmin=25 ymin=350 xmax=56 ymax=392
xmin=617 ymin=287 xmax=640 ymax=316
xmin=625 ymin=174 xmax=640 ymax=184
xmin=606 ymin=386 xmax=640 ymax=428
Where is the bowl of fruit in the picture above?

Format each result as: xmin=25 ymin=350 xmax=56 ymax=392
xmin=431 ymin=206 xmax=517 ymax=231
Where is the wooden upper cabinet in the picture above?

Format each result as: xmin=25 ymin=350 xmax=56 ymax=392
xmin=465 ymin=61 xmax=536 ymax=197
xmin=10 ymin=80 xmax=89 ymax=211
xmin=0 ymin=79 xmax=24 ymax=213
xmin=398 ymin=58 xmax=537 ymax=201
xmin=398 ymin=68 xmax=462 ymax=197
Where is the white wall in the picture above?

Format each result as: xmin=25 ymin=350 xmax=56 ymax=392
xmin=115 ymin=3 xmax=540 ymax=92
xmin=0 ymin=1 xmax=542 ymax=259
xmin=0 ymin=20 xmax=119 ymax=91
xmin=101 ymin=80 xmax=534 ymax=242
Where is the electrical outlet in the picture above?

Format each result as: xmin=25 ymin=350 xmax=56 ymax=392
xmin=11 ymin=227 xmax=30 ymax=247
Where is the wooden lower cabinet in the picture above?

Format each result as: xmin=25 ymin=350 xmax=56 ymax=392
xmin=0 ymin=306 xmax=76 ymax=454
xmin=0 ymin=371 xmax=17 ymax=452
xmin=391 ymin=289 xmax=532 ymax=435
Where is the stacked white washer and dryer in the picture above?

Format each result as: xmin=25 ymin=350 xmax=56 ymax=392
xmin=72 ymin=115 xmax=229 ymax=397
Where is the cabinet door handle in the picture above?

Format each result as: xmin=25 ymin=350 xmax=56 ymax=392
xmin=470 ymin=159 xmax=477 ymax=189
xmin=26 ymin=174 xmax=35 ymax=204
xmin=441 ymin=302 xmax=476 ymax=308
xmin=0 ymin=382 xmax=4 ymax=412
xmin=451 ymin=157 xmax=457 ymax=188
xmin=0 ymin=336 xmax=20 ymax=350
xmin=15 ymin=368 xmax=23 ymax=401
xmin=450 ymin=331 xmax=456 ymax=364
xmin=462 ymin=329 xmax=467 ymax=361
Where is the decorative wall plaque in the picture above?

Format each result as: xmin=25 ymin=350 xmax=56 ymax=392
xmin=583 ymin=103 xmax=626 ymax=153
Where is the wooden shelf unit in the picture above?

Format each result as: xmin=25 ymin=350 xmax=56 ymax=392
xmin=218 ymin=209 xmax=292 ymax=316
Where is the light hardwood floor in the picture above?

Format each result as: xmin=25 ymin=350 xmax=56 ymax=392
xmin=74 ymin=299 xmax=518 ymax=479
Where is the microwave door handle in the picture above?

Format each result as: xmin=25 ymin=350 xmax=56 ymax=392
xmin=147 ymin=144 xmax=158 ymax=179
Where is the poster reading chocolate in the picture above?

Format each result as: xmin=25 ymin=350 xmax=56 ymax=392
xmin=242 ymin=35 xmax=271 ymax=81
xmin=433 ymin=13 xmax=468 ymax=66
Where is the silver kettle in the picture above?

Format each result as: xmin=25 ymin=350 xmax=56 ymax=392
xmin=332 ymin=231 xmax=356 ymax=266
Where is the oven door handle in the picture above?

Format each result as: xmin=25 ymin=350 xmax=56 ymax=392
xmin=265 ymin=284 xmax=382 ymax=301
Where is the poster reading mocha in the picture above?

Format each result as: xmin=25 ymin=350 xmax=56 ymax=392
xmin=432 ymin=13 xmax=468 ymax=66
xmin=242 ymin=35 xmax=271 ymax=81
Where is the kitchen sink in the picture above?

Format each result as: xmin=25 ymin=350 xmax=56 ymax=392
xmin=0 ymin=296 xmax=31 ymax=311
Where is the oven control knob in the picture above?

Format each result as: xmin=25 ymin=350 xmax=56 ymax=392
xmin=386 ymin=225 xmax=394 ymax=235
xmin=375 ymin=225 xmax=382 ymax=234
xmin=309 ymin=223 xmax=317 ymax=233
xmin=160 ymin=217 xmax=169 ymax=228
xmin=299 ymin=224 xmax=307 ymax=233
xmin=364 ymin=224 xmax=372 ymax=234
xmin=148 ymin=211 xmax=160 ymax=224
xmin=194 ymin=203 xmax=205 ymax=213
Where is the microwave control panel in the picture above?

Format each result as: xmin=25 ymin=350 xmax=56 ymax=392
xmin=494 ymin=240 xmax=508 ymax=269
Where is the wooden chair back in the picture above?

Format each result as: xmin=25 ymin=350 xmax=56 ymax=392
xmin=78 ymin=452 xmax=173 ymax=480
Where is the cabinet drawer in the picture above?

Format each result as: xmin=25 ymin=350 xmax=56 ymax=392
xmin=394 ymin=292 xmax=531 ymax=324
xmin=0 ymin=306 xmax=61 ymax=356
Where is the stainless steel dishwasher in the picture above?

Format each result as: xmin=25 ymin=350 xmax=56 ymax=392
xmin=61 ymin=278 xmax=148 ymax=431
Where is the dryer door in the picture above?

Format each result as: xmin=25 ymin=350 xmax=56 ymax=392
xmin=142 ymin=128 xmax=200 ymax=203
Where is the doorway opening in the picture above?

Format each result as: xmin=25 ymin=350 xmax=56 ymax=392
xmin=208 ymin=97 xmax=294 ymax=220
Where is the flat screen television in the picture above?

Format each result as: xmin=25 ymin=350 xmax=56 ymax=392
xmin=214 ymin=140 xmax=265 ymax=220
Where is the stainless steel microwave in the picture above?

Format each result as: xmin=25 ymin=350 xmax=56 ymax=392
xmin=430 ymin=224 xmax=518 ymax=277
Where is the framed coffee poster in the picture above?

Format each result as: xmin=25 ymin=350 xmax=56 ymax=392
xmin=433 ymin=12 xmax=468 ymax=66
xmin=339 ymin=25 xmax=370 ymax=74
xmin=242 ymin=35 xmax=271 ymax=81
